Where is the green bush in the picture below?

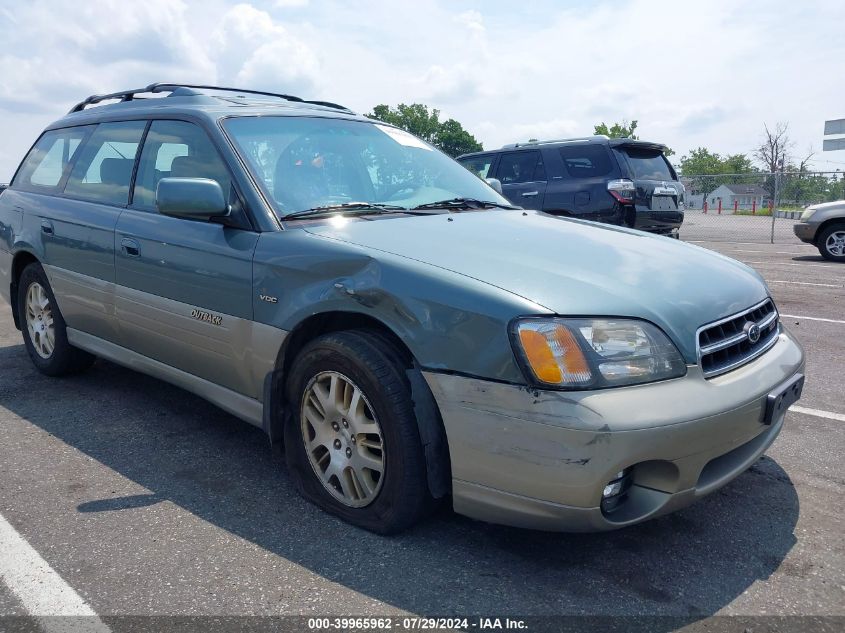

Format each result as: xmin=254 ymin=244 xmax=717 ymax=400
xmin=734 ymin=208 xmax=773 ymax=216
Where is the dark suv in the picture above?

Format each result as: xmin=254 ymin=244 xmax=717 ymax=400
xmin=458 ymin=136 xmax=684 ymax=236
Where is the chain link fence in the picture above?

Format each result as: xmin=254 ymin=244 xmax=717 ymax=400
xmin=678 ymin=171 xmax=844 ymax=243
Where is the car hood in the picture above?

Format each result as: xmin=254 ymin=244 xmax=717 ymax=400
xmin=304 ymin=211 xmax=769 ymax=361
xmin=808 ymin=200 xmax=845 ymax=213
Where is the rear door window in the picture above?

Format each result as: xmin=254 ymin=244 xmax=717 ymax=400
xmin=458 ymin=155 xmax=495 ymax=179
xmin=558 ymin=144 xmax=613 ymax=178
xmin=497 ymin=151 xmax=545 ymax=184
xmin=64 ymin=121 xmax=147 ymax=206
xmin=622 ymin=148 xmax=674 ymax=180
xmin=12 ymin=127 xmax=92 ymax=193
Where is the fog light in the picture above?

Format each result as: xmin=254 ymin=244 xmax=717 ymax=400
xmin=601 ymin=468 xmax=632 ymax=513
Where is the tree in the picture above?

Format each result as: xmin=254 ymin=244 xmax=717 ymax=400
xmin=593 ymin=119 xmax=674 ymax=155
xmin=679 ymin=148 xmax=757 ymax=206
xmin=436 ymin=118 xmax=484 ymax=159
xmin=366 ymin=103 xmax=483 ymax=157
xmin=594 ymin=120 xmax=637 ymax=139
xmin=679 ymin=147 xmax=723 ymax=176
xmin=722 ymin=153 xmax=756 ymax=174
xmin=754 ymin=122 xmax=793 ymax=173
xmin=594 ymin=120 xmax=638 ymax=139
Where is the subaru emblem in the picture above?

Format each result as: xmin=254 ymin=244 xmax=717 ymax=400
xmin=743 ymin=321 xmax=761 ymax=344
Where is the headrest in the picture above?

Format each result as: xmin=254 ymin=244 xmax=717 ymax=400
xmin=99 ymin=158 xmax=133 ymax=186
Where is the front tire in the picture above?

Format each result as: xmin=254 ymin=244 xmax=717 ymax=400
xmin=284 ymin=331 xmax=432 ymax=534
xmin=817 ymin=222 xmax=845 ymax=262
xmin=17 ymin=263 xmax=95 ymax=376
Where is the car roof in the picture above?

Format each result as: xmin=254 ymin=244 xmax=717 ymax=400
xmin=46 ymin=83 xmax=369 ymax=130
xmin=457 ymin=136 xmax=668 ymax=160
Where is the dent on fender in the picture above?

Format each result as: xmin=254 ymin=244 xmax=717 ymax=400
xmin=252 ymin=229 xmax=539 ymax=383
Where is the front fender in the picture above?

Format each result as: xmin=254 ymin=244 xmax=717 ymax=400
xmin=252 ymin=229 xmax=547 ymax=384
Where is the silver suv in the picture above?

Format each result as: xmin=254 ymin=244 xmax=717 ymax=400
xmin=793 ymin=200 xmax=845 ymax=262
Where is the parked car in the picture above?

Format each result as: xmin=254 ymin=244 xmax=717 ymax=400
xmin=793 ymin=200 xmax=845 ymax=262
xmin=0 ymin=84 xmax=803 ymax=534
xmin=457 ymin=136 xmax=684 ymax=236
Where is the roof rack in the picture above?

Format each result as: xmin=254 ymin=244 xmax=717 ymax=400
xmin=501 ymin=135 xmax=610 ymax=149
xmin=68 ymin=83 xmax=352 ymax=114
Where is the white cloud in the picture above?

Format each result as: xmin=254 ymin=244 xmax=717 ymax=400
xmin=0 ymin=0 xmax=844 ymax=179
xmin=212 ymin=4 xmax=321 ymax=93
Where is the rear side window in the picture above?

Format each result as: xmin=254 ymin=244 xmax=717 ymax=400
xmin=133 ymin=120 xmax=232 ymax=211
xmin=558 ymin=145 xmax=613 ymax=178
xmin=458 ymin=155 xmax=494 ymax=179
xmin=622 ymin=148 xmax=674 ymax=180
xmin=497 ymin=151 xmax=546 ymax=184
xmin=64 ymin=121 xmax=147 ymax=206
xmin=12 ymin=127 xmax=91 ymax=193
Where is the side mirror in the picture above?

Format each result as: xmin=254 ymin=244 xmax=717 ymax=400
xmin=156 ymin=178 xmax=230 ymax=220
xmin=486 ymin=178 xmax=503 ymax=195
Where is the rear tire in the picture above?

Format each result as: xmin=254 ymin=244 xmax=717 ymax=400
xmin=284 ymin=330 xmax=432 ymax=534
xmin=17 ymin=263 xmax=96 ymax=376
xmin=817 ymin=222 xmax=845 ymax=262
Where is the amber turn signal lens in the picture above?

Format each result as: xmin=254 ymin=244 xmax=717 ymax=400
xmin=517 ymin=323 xmax=591 ymax=386
xmin=518 ymin=328 xmax=563 ymax=383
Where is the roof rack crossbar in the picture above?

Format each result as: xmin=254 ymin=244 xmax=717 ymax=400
xmin=69 ymin=83 xmax=352 ymax=114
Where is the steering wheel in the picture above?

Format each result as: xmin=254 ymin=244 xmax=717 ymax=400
xmin=382 ymin=183 xmax=420 ymax=201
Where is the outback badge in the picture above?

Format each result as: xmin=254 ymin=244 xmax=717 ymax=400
xmin=191 ymin=308 xmax=222 ymax=326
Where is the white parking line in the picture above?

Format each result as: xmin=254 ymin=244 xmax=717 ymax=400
xmin=0 ymin=513 xmax=111 ymax=632
xmin=791 ymin=406 xmax=845 ymax=422
xmin=768 ymin=280 xmax=841 ymax=287
xmin=742 ymin=261 xmax=839 ymax=268
xmin=689 ymin=241 xmax=813 ymax=249
xmin=724 ymin=249 xmax=815 ymax=255
xmin=782 ymin=314 xmax=845 ymax=325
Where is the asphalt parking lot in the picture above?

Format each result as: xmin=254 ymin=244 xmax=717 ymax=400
xmin=0 ymin=239 xmax=843 ymax=631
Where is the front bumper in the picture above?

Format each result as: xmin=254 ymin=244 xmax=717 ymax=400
xmin=424 ymin=328 xmax=804 ymax=531
xmin=793 ymin=222 xmax=817 ymax=244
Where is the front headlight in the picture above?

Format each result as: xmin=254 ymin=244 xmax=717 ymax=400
xmin=512 ymin=318 xmax=687 ymax=389
xmin=800 ymin=207 xmax=817 ymax=222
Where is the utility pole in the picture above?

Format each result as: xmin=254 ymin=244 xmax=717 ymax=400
xmin=770 ymin=163 xmax=781 ymax=244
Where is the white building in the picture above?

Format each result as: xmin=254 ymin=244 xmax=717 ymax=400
xmin=706 ymin=184 xmax=769 ymax=211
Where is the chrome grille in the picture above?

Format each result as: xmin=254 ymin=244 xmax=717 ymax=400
xmin=697 ymin=299 xmax=779 ymax=378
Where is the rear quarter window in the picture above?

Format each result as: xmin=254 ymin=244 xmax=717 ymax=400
xmin=558 ymin=145 xmax=613 ymax=178
xmin=622 ymin=148 xmax=674 ymax=180
xmin=12 ymin=127 xmax=92 ymax=193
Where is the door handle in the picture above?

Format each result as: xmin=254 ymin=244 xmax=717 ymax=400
xmin=522 ymin=191 xmax=539 ymax=197
xmin=121 ymin=238 xmax=141 ymax=257
xmin=40 ymin=220 xmax=54 ymax=235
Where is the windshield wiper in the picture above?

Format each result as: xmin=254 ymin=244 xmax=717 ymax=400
xmin=411 ymin=197 xmax=519 ymax=211
xmin=282 ymin=202 xmax=414 ymax=220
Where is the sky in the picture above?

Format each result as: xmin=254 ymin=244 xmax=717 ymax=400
xmin=1 ymin=0 xmax=844 ymax=180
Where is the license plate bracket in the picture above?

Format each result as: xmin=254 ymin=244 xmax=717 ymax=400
xmin=651 ymin=195 xmax=677 ymax=211
xmin=763 ymin=373 xmax=804 ymax=425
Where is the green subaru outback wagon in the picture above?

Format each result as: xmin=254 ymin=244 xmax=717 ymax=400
xmin=0 ymin=84 xmax=805 ymax=533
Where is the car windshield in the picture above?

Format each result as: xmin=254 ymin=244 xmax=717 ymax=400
xmin=222 ymin=116 xmax=510 ymax=218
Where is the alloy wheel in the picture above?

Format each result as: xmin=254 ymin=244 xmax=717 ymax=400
xmin=25 ymin=282 xmax=55 ymax=359
xmin=825 ymin=230 xmax=845 ymax=257
xmin=300 ymin=371 xmax=385 ymax=507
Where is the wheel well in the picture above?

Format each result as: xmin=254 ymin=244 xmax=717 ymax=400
xmin=265 ymin=311 xmax=452 ymax=499
xmin=815 ymin=218 xmax=845 ymax=244
xmin=9 ymin=251 xmax=39 ymax=330
xmin=279 ymin=311 xmax=413 ymax=376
